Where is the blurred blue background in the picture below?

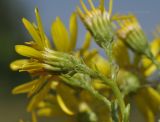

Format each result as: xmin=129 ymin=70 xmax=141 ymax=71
xmin=0 ymin=0 xmax=160 ymax=121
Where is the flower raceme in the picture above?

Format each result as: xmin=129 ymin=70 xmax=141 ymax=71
xmin=10 ymin=7 xmax=114 ymax=122
xmin=10 ymin=1 xmax=160 ymax=122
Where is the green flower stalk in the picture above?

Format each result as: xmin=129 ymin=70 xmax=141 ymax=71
xmin=61 ymin=73 xmax=111 ymax=110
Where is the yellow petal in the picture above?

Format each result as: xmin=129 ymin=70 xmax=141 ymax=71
xmin=56 ymin=83 xmax=79 ymax=115
xmin=140 ymin=87 xmax=160 ymax=113
xmin=51 ymin=17 xmax=69 ymax=52
xmin=90 ymin=55 xmax=110 ymax=76
xmin=80 ymin=0 xmax=90 ymax=14
xmin=12 ymin=80 xmax=37 ymax=94
xmin=37 ymin=107 xmax=63 ymax=117
xmin=82 ymin=32 xmax=92 ymax=51
xmin=38 ymin=94 xmax=64 ymax=117
xmin=143 ymin=63 xmax=156 ymax=76
xmin=68 ymin=12 xmax=78 ymax=51
xmin=113 ymin=40 xmax=130 ymax=68
xmin=134 ymin=93 xmax=155 ymax=122
xmin=56 ymin=94 xmax=74 ymax=115
xmin=37 ymin=95 xmax=64 ymax=117
xmin=10 ymin=59 xmax=29 ymax=71
xmin=32 ymin=111 xmax=37 ymax=122
xmin=27 ymin=81 xmax=51 ymax=112
xmin=22 ymin=18 xmax=43 ymax=49
xmin=28 ymin=76 xmax=47 ymax=97
xmin=83 ymin=49 xmax=98 ymax=63
xmin=108 ymin=0 xmax=113 ymax=17
xmin=15 ymin=45 xmax=43 ymax=59
xmin=150 ymin=38 xmax=160 ymax=56
xmin=142 ymin=38 xmax=160 ymax=76
xmin=35 ymin=8 xmax=51 ymax=49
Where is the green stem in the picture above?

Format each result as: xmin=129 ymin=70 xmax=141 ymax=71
xmin=102 ymin=42 xmax=126 ymax=121
xmin=87 ymin=86 xmax=112 ymax=112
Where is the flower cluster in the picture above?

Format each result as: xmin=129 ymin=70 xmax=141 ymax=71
xmin=10 ymin=0 xmax=160 ymax=122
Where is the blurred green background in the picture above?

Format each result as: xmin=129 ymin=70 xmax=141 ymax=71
xmin=0 ymin=0 xmax=160 ymax=121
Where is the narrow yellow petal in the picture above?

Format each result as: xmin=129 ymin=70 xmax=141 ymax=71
xmin=144 ymin=64 xmax=156 ymax=76
xmin=15 ymin=45 xmax=43 ymax=59
xmin=142 ymin=87 xmax=160 ymax=112
xmin=84 ymin=49 xmax=98 ymax=62
xmin=142 ymin=38 xmax=160 ymax=76
xmin=113 ymin=40 xmax=130 ymax=68
xmin=27 ymin=81 xmax=51 ymax=112
xmin=35 ymin=8 xmax=45 ymax=43
xmin=37 ymin=107 xmax=63 ymax=117
xmin=35 ymin=8 xmax=51 ymax=49
xmin=56 ymin=94 xmax=74 ymax=115
xmin=56 ymin=84 xmax=79 ymax=115
xmin=88 ymin=0 xmax=95 ymax=10
xmin=32 ymin=111 xmax=37 ymax=122
xmin=68 ymin=12 xmax=78 ymax=51
xmin=51 ymin=17 xmax=69 ymax=52
xmin=150 ymin=38 xmax=160 ymax=56
xmin=88 ymin=55 xmax=110 ymax=76
xmin=80 ymin=0 xmax=90 ymax=14
xmin=28 ymin=76 xmax=46 ymax=97
xmin=10 ymin=59 xmax=29 ymax=71
xmin=77 ymin=7 xmax=85 ymax=19
xmin=82 ymin=32 xmax=92 ymax=51
xmin=22 ymin=18 xmax=43 ymax=49
xmin=12 ymin=80 xmax=37 ymax=94
xmin=108 ymin=0 xmax=113 ymax=16
xmin=134 ymin=94 xmax=155 ymax=122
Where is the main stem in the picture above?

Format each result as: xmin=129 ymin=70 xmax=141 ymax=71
xmin=102 ymin=42 xmax=126 ymax=121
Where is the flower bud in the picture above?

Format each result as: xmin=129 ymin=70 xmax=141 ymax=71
xmin=77 ymin=0 xmax=114 ymax=47
xmin=117 ymin=15 xmax=152 ymax=58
